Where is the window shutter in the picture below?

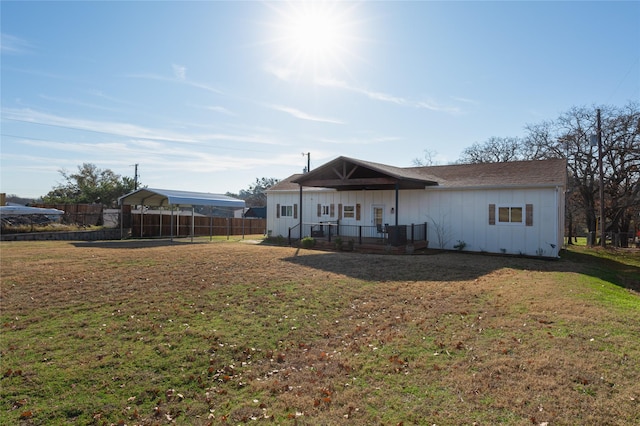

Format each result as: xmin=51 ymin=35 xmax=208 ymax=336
xmin=317 ymin=203 xmax=321 ymax=217
xmin=330 ymin=204 xmax=335 ymax=217
xmin=356 ymin=204 xmax=361 ymax=220
xmin=294 ymin=204 xmax=298 ymax=219
xmin=526 ymin=204 xmax=533 ymax=226
xmin=276 ymin=204 xmax=280 ymax=218
xmin=338 ymin=204 xmax=342 ymax=220
xmin=489 ymin=204 xmax=495 ymax=225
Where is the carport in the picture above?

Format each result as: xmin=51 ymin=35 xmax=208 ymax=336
xmin=118 ymin=188 xmax=245 ymax=241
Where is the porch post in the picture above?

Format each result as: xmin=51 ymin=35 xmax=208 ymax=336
xmin=395 ymin=182 xmax=399 ymax=227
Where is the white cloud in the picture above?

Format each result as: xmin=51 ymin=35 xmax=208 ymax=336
xmin=0 ymin=33 xmax=32 ymax=54
xmin=126 ymin=72 xmax=222 ymax=94
xmin=263 ymin=63 xmax=297 ymax=81
xmin=269 ymin=104 xmax=344 ymax=124
xmin=172 ymin=64 xmax=187 ymax=80
xmin=315 ymin=77 xmax=461 ymax=114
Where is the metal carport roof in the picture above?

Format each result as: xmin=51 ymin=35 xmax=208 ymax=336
xmin=118 ymin=188 xmax=245 ymax=208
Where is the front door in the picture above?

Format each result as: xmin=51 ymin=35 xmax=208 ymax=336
xmin=372 ymin=205 xmax=385 ymax=227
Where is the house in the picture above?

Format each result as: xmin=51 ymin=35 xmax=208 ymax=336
xmin=266 ymin=156 xmax=567 ymax=257
xmin=244 ymin=206 xmax=267 ymax=219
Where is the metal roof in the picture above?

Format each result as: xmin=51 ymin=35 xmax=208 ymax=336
xmin=0 ymin=205 xmax=65 ymax=216
xmin=118 ymin=188 xmax=245 ymax=208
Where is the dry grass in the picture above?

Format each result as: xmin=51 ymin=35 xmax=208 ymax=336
xmin=1 ymin=238 xmax=639 ymax=425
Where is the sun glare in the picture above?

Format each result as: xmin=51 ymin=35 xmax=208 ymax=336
xmin=268 ymin=1 xmax=362 ymax=78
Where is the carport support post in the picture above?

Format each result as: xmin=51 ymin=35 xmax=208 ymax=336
xmin=170 ymin=205 xmax=174 ymax=242
xmin=209 ymin=211 xmax=213 ymax=241
xmin=191 ymin=206 xmax=195 ymax=243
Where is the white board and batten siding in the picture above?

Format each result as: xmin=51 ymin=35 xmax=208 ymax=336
xmin=268 ymin=185 xmax=563 ymax=257
xmin=267 ymin=158 xmax=566 ymax=257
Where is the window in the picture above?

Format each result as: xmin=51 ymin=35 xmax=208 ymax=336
xmin=317 ymin=203 xmax=335 ymax=218
xmin=489 ymin=204 xmax=533 ymax=226
xmin=499 ymin=206 xmax=522 ymax=223
xmin=280 ymin=205 xmax=293 ymax=217
xmin=343 ymin=205 xmax=355 ymax=218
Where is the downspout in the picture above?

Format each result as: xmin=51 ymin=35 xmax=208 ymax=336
xmin=120 ymin=202 xmax=124 ymax=239
xmin=299 ymin=184 xmax=303 ymax=240
xmin=555 ymin=186 xmax=561 ymax=257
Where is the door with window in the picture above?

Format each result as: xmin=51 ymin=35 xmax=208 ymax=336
xmin=372 ymin=205 xmax=385 ymax=227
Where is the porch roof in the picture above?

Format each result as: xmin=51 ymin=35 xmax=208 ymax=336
xmin=291 ymin=156 xmax=439 ymax=190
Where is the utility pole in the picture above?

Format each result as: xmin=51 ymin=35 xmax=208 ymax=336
xmin=133 ymin=163 xmax=139 ymax=190
xmin=302 ymin=152 xmax=310 ymax=173
xmin=597 ymin=109 xmax=605 ymax=247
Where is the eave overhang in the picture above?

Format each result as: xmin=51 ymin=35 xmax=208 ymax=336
xmin=291 ymin=156 xmax=438 ymax=191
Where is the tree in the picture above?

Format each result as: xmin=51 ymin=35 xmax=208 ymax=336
xmin=459 ymin=136 xmax=527 ymax=163
xmin=451 ymin=102 xmax=639 ymax=245
xmin=42 ymin=163 xmax=137 ymax=207
xmin=227 ymin=177 xmax=279 ymax=207
xmin=524 ymin=103 xmax=639 ymax=242
xmin=412 ymin=149 xmax=439 ymax=166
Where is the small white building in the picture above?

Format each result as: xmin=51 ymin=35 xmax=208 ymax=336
xmin=266 ymin=156 xmax=566 ymax=257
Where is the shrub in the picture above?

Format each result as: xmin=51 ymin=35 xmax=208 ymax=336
xmin=301 ymin=236 xmax=316 ymax=249
xmin=334 ymin=237 xmax=343 ymax=250
xmin=453 ymin=240 xmax=467 ymax=251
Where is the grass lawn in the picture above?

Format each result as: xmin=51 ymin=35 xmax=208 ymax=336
xmin=1 ymin=237 xmax=639 ymax=425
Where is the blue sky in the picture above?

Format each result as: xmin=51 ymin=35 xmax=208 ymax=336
xmin=1 ymin=1 xmax=638 ymax=199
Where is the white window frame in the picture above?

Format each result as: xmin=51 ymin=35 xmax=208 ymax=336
xmin=280 ymin=205 xmax=293 ymax=217
xmin=497 ymin=205 xmax=524 ymax=225
xmin=343 ymin=205 xmax=355 ymax=219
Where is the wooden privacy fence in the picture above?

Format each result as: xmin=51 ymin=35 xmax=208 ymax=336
xmin=33 ymin=204 xmax=104 ymax=226
xmin=131 ymin=213 xmax=266 ymax=238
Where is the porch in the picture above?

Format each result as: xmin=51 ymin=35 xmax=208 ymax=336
xmin=288 ymin=221 xmax=429 ymax=253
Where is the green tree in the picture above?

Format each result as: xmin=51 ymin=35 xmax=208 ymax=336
xmin=42 ymin=163 xmax=137 ymax=207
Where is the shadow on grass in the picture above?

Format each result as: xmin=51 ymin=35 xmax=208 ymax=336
xmin=71 ymin=238 xmax=210 ymax=249
xmin=283 ymin=248 xmax=640 ymax=292
xmin=560 ymin=248 xmax=640 ymax=292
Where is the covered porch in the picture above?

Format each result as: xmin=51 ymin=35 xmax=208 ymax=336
xmin=288 ymin=156 xmax=437 ymax=251
xmin=288 ymin=220 xmax=429 ymax=253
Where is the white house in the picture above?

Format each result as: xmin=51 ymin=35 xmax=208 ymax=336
xmin=266 ymin=156 xmax=567 ymax=257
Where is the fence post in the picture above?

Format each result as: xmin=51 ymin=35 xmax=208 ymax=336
xmin=359 ymin=226 xmax=362 ymax=244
